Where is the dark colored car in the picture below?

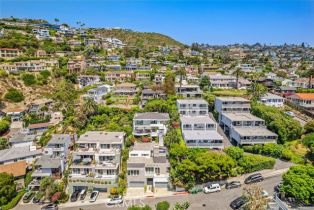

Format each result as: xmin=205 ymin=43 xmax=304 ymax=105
xmin=23 ymin=191 xmax=36 ymax=203
xmin=41 ymin=204 xmax=58 ymax=210
xmin=226 ymin=181 xmax=241 ymax=189
xmin=244 ymin=173 xmax=264 ymax=184
xmin=79 ymin=189 xmax=87 ymax=200
xmin=230 ymin=196 xmax=247 ymax=210
xmin=274 ymin=184 xmax=281 ymax=193
xmin=70 ymin=191 xmax=80 ymax=202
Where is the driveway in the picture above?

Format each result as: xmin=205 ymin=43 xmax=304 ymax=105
xmin=208 ymin=112 xmax=232 ymax=148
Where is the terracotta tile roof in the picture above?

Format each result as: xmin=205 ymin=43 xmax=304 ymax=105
xmin=28 ymin=122 xmax=50 ymax=129
xmin=294 ymin=93 xmax=314 ymax=100
xmin=2 ymin=108 xmax=26 ymax=113
xmin=0 ymin=161 xmax=27 ymax=177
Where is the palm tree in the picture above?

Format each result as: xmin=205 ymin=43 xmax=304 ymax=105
xmin=177 ymin=67 xmax=186 ymax=94
xmin=248 ymin=82 xmax=267 ymax=100
xmin=54 ymin=18 xmax=59 ymax=25
xmin=82 ymin=98 xmax=98 ymax=117
xmin=233 ymin=67 xmax=244 ymax=89
xmin=306 ymin=68 xmax=314 ymax=88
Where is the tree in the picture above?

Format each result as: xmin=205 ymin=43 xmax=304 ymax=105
xmin=0 ymin=119 xmax=9 ymax=135
xmin=0 ymin=173 xmax=16 ymax=206
xmin=233 ymin=67 xmax=244 ymax=89
xmin=248 ymin=83 xmax=267 ymax=100
xmin=164 ymin=71 xmax=175 ymax=96
xmin=156 ymin=201 xmax=170 ymax=210
xmin=225 ymin=146 xmax=244 ymax=160
xmin=305 ymin=68 xmax=314 ymax=88
xmin=82 ymin=99 xmax=98 ymax=117
xmin=173 ymin=201 xmax=190 ymax=210
xmin=164 ymin=129 xmax=180 ymax=147
xmin=40 ymin=177 xmax=53 ymax=200
xmin=21 ymin=73 xmax=37 ymax=86
xmin=281 ymin=165 xmax=314 ymax=204
xmin=177 ymin=67 xmax=186 ymax=94
xmin=199 ymin=76 xmax=210 ymax=91
xmin=4 ymin=88 xmax=24 ymax=103
xmin=243 ymin=185 xmax=268 ymax=210
xmin=54 ymin=18 xmax=59 ymax=25
xmin=0 ymin=138 xmax=9 ymax=150
xmin=304 ymin=120 xmax=314 ymax=134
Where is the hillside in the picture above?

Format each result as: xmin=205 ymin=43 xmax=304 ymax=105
xmin=96 ymin=29 xmax=186 ymax=48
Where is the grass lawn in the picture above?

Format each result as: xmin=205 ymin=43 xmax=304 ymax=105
xmin=211 ymin=89 xmax=248 ymax=97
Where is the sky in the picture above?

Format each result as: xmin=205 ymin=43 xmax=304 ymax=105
xmin=0 ymin=0 xmax=313 ymax=46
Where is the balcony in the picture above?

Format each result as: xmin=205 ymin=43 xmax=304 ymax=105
xmin=186 ymin=142 xmax=224 ymax=149
xmin=240 ymin=139 xmax=276 ymax=145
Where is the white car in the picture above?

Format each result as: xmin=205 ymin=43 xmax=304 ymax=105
xmin=262 ymin=190 xmax=269 ymax=198
xmin=89 ymin=191 xmax=99 ymax=202
xmin=204 ymin=183 xmax=221 ymax=193
xmin=106 ymin=195 xmax=123 ymax=205
xmin=285 ymin=111 xmax=295 ymax=117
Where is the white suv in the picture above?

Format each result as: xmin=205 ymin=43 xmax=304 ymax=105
xmin=204 ymin=183 xmax=221 ymax=193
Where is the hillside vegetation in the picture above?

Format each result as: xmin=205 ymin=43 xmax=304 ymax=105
xmin=96 ymin=29 xmax=185 ymax=48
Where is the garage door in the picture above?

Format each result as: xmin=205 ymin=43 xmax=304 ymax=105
xmin=94 ymin=187 xmax=107 ymax=192
xmin=129 ymin=181 xmax=145 ymax=188
xmin=155 ymin=182 xmax=168 ymax=188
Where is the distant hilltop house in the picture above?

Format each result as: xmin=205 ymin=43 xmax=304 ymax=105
xmin=0 ymin=48 xmax=23 ymax=59
xmin=102 ymin=37 xmax=126 ymax=49
xmin=32 ymin=28 xmax=50 ymax=40
xmin=287 ymin=93 xmax=314 ymax=111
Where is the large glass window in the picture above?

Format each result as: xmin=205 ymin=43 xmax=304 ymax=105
xmin=128 ymin=170 xmax=139 ymax=176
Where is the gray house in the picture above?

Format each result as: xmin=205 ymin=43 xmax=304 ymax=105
xmin=43 ymin=134 xmax=72 ymax=158
xmin=177 ymin=99 xmax=209 ymax=116
xmin=127 ymin=142 xmax=170 ymax=190
xmin=180 ymin=116 xmax=224 ymax=149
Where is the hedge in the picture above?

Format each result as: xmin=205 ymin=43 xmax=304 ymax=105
xmin=1 ymin=190 xmax=25 ymax=210
xmin=238 ymin=153 xmax=276 ymax=173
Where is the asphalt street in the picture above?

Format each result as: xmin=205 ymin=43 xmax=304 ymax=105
xmin=15 ymin=175 xmax=282 ymax=210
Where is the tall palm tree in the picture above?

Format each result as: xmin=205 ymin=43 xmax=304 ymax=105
xmin=177 ymin=67 xmax=186 ymax=94
xmin=233 ymin=67 xmax=244 ymax=89
xmin=306 ymin=68 xmax=314 ymax=88
xmin=54 ymin=18 xmax=59 ymax=25
xmin=82 ymin=98 xmax=98 ymax=117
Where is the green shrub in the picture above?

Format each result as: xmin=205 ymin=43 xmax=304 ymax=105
xmin=238 ymin=153 xmax=275 ymax=173
xmin=21 ymin=73 xmax=36 ymax=86
xmin=304 ymin=120 xmax=314 ymax=134
xmin=302 ymin=133 xmax=314 ymax=147
xmin=281 ymin=148 xmax=293 ymax=161
xmin=4 ymin=88 xmax=24 ymax=102
xmin=0 ymin=120 xmax=10 ymax=135
xmin=261 ymin=143 xmax=284 ymax=158
xmin=156 ymin=201 xmax=170 ymax=210
xmin=225 ymin=146 xmax=244 ymax=160
xmin=1 ymin=190 xmax=25 ymax=210
xmin=24 ymin=171 xmax=33 ymax=187
xmin=127 ymin=205 xmax=152 ymax=210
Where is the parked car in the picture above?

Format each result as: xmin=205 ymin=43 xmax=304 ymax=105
xmin=244 ymin=173 xmax=264 ymax=184
xmin=70 ymin=191 xmax=80 ymax=202
xmin=284 ymin=111 xmax=295 ymax=117
xmin=80 ymin=189 xmax=87 ymax=200
xmin=225 ymin=181 xmax=241 ymax=189
xmin=274 ymin=183 xmax=282 ymax=193
xmin=203 ymin=183 xmax=221 ymax=193
xmin=23 ymin=191 xmax=36 ymax=203
xmin=262 ymin=190 xmax=269 ymax=198
xmin=33 ymin=192 xmax=44 ymax=204
xmin=107 ymin=195 xmax=123 ymax=205
xmin=41 ymin=204 xmax=58 ymax=210
xmin=230 ymin=196 xmax=247 ymax=210
xmin=89 ymin=191 xmax=99 ymax=202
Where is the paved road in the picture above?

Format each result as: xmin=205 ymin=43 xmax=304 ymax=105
xmin=15 ymin=175 xmax=281 ymax=210
xmin=208 ymin=112 xmax=232 ymax=148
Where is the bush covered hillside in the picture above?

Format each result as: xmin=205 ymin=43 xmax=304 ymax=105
xmin=96 ymin=29 xmax=186 ymax=48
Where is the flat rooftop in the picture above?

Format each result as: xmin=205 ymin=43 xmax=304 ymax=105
xmin=134 ymin=112 xmax=170 ymax=120
xmin=0 ymin=147 xmax=41 ymax=163
xmin=48 ymin=134 xmax=71 ymax=144
xmin=180 ymin=115 xmax=216 ymax=124
xmin=222 ymin=112 xmax=264 ymax=121
xmin=78 ymin=131 xmax=125 ymax=144
xmin=215 ymin=97 xmax=250 ymax=102
xmin=177 ymin=99 xmax=208 ymax=104
xmin=234 ymin=127 xmax=277 ymax=137
xmin=182 ymin=130 xmax=223 ymax=140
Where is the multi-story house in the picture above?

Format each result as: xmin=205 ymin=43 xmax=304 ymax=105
xmin=154 ymin=73 xmax=165 ymax=85
xmin=104 ymin=71 xmax=134 ymax=83
xmin=32 ymin=156 xmax=65 ymax=180
xmin=180 ymin=115 xmax=224 ymax=149
xmin=133 ymin=112 xmax=170 ymax=138
xmin=84 ymin=38 xmax=102 ymax=48
xmin=14 ymin=60 xmax=46 ymax=72
xmin=84 ymin=85 xmax=112 ymax=103
xmin=259 ymin=93 xmax=285 ymax=107
xmin=208 ymin=74 xmax=236 ymax=89
xmin=113 ymin=83 xmax=137 ymax=97
xmin=78 ymin=75 xmax=100 ymax=88
xmin=32 ymin=28 xmax=50 ymax=40
xmin=135 ymin=71 xmax=151 ymax=81
xmin=107 ymin=55 xmax=120 ymax=62
xmin=175 ymin=84 xmax=203 ymax=98
xmin=140 ymin=89 xmax=167 ymax=107
xmin=177 ymin=99 xmax=209 ymax=116
xmin=43 ymin=134 xmax=72 ymax=158
xmin=28 ymin=98 xmax=53 ymax=116
xmin=0 ymin=146 xmax=42 ymax=165
xmin=214 ymin=97 xmax=251 ymax=120
xmin=0 ymin=48 xmax=23 ymax=59
xmin=287 ymin=93 xmax=314 ymax=110
xmin=215 ymin=97 xmax=277 ymax=145
xmin=2 ymin=108 xmax=26 ymax=122
xmin=127 ymin=142 xmax=170 ymax=189
xmin=68 ymin=59 xmax=86 ymax=74
xmin=68 ymin=131 xmax=124 ymax=192
xmin=9 ymin=132 xmax=36 ymax=148
xmin=102 ymin=38 xmax=126 ymax=49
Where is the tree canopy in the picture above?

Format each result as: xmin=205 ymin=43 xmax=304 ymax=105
xmin=0 ymin=173 xmax=16 ymax=206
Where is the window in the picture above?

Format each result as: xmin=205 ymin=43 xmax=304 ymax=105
xmin=145 ymin=167 xmax=154 ymax=174
xmin=128 ymin=170 xmax=139 ymax=176
xmin=155 ymin=167 xmax=160 ymax=174
xmin=100 ymin=144 xmax=110 ymax=149
xmin=72 ymin=168 xmax=80 ymax=174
